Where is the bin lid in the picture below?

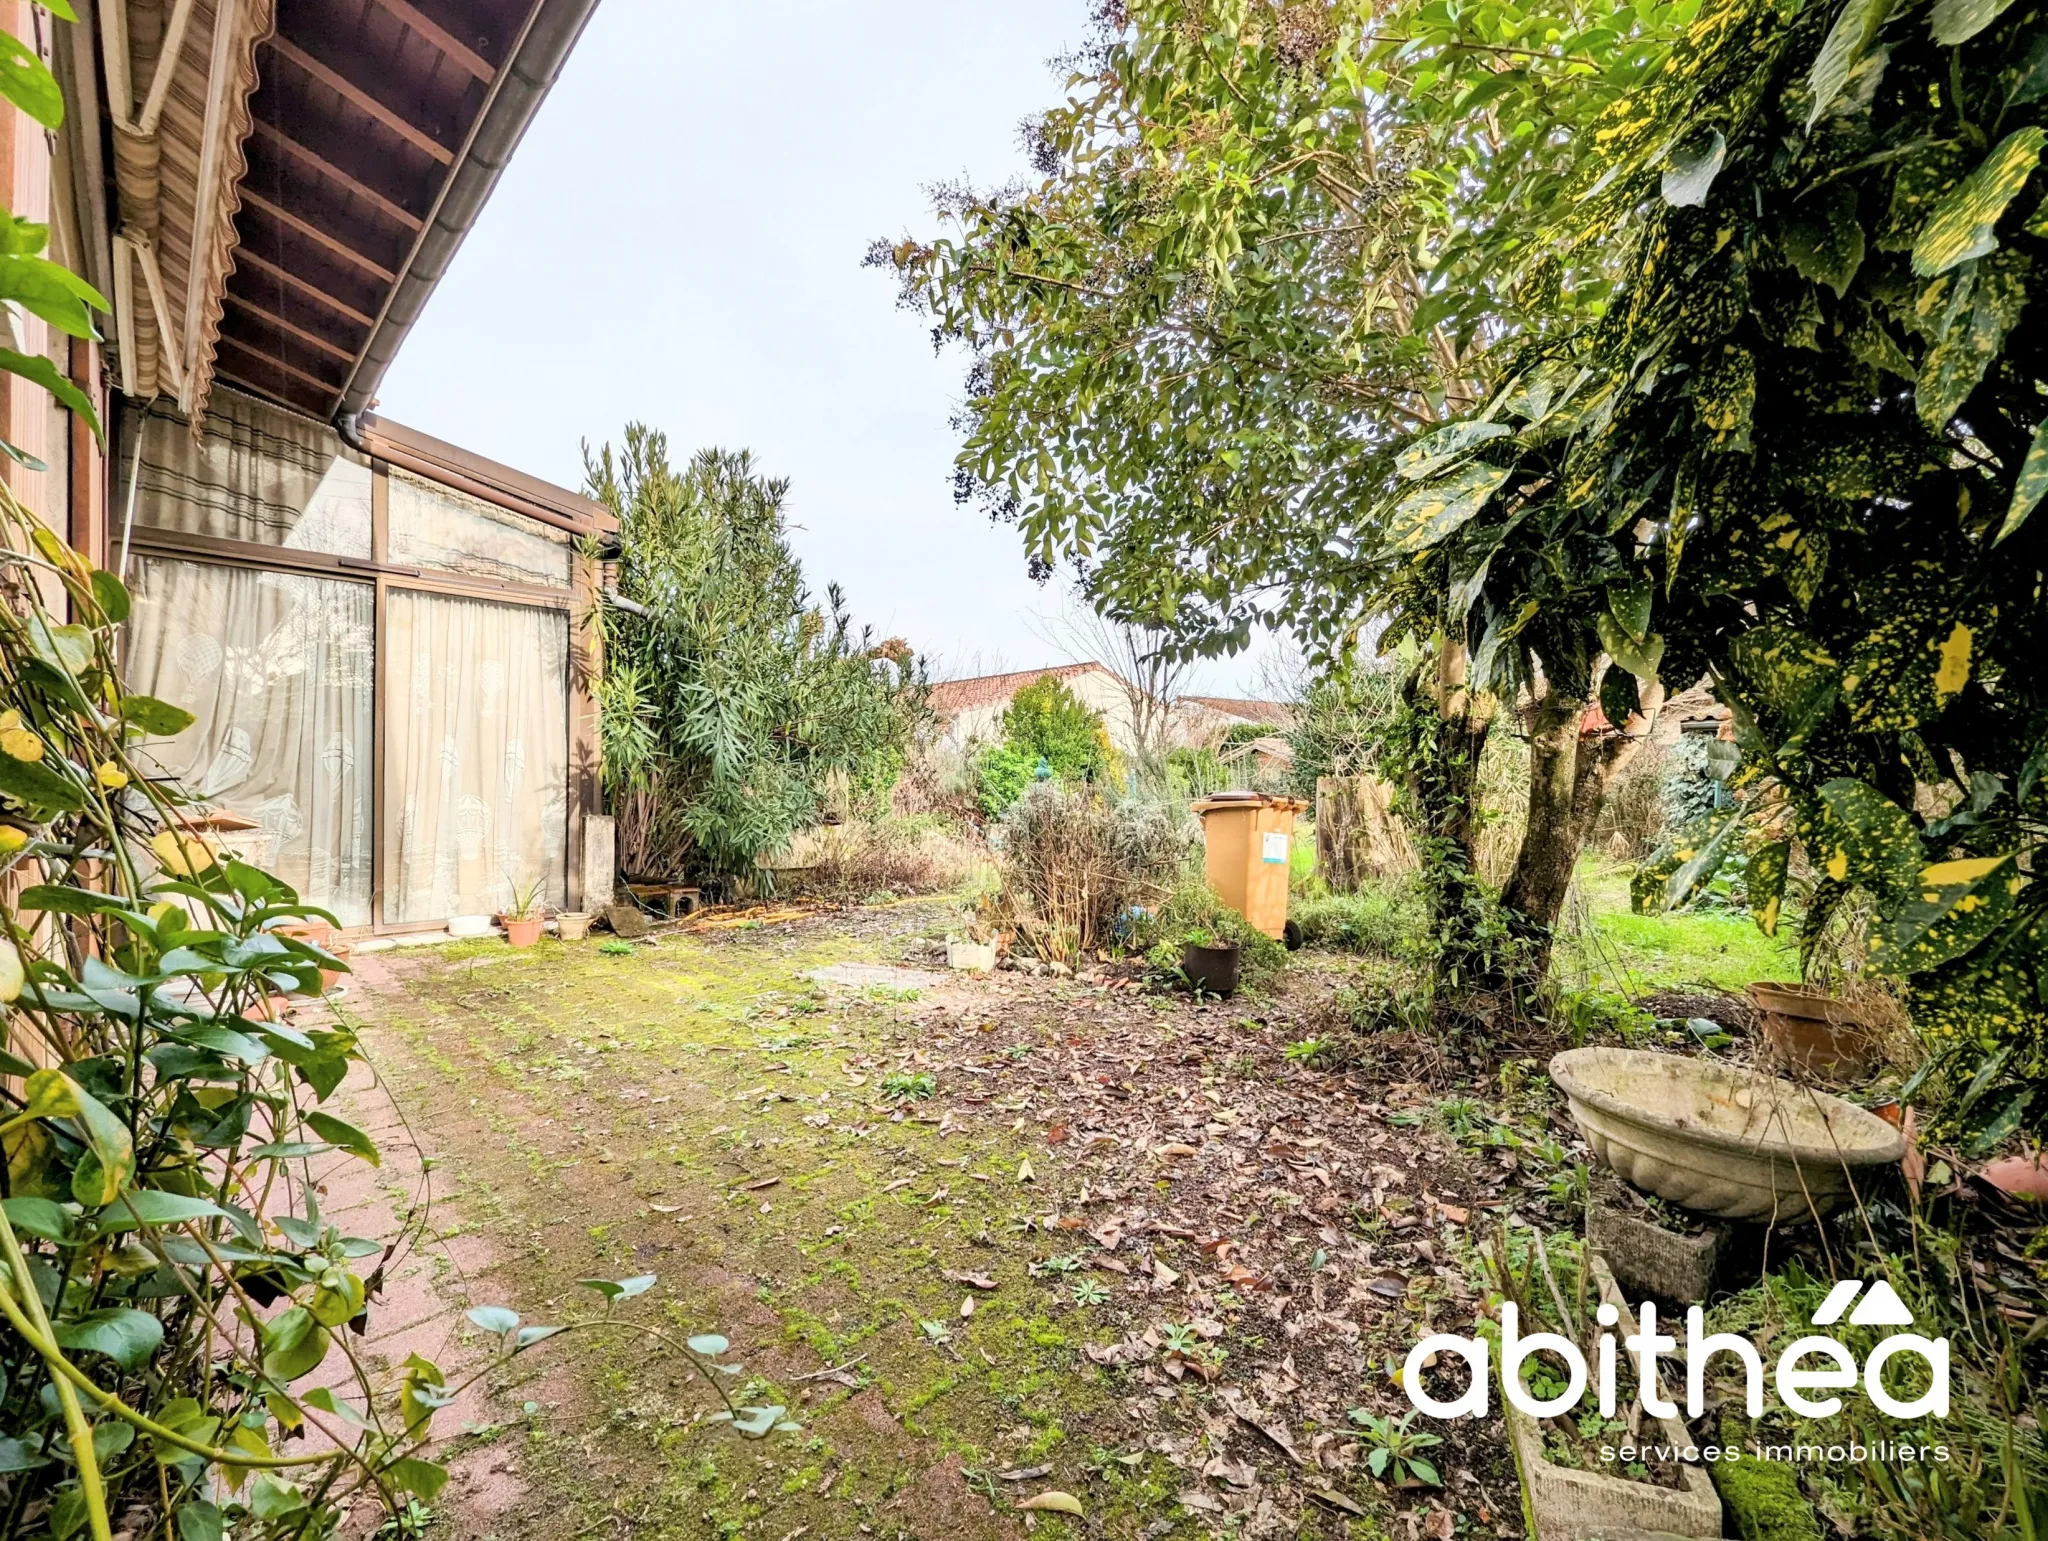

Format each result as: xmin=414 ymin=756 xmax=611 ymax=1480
xmin=1191 ymin=793 xmax=1309 ymax=814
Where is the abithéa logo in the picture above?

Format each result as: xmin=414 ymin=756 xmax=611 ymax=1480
xmin=1401 ymin=1279 xmax=1948 ymax=1423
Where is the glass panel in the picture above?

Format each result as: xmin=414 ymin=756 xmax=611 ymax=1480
xmin=387 ymin=468 xmax=573 ymax=586
xmin=121 ymin=388 xmax=372 ymax=555
xmin=382 ymin=591 xmax=569 ymax=923
xmin=125 ymin=557 xmax=375 ymax=926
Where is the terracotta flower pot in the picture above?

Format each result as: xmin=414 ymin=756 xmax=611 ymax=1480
xmin=1982 ymin=1152 xmax=2048 ymax=1202
xmin=1748 ymin=981 xmax=1879 ymax=1079
xmin=321 ymin=942 xmax=352 ymax=994
xmin=503 ymin=916 xmax=544 ymax=947
xmin=277 ymin=919 xmax=333 ymax=948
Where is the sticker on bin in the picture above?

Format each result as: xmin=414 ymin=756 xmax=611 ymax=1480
xmin=1261 ymin=832 xmax=1288 ymax=864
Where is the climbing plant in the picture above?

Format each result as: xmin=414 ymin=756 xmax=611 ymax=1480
xmin=1385 ymin=0 xmax=2047 ymax=1137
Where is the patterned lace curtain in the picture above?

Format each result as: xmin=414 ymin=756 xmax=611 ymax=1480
xmin=125 ymin=558 xmax=375 ymax=926
xmin=382 ymin=591 xmax=569 ymax=922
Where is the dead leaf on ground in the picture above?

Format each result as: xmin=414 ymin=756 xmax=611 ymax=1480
xmin=996 ymin=1464 xmax=1052 ymax=1482
xmin=1016 ymin=1158 xmax=1036 ymax=1182
xmin=943 ymin=1270 xmax=999 ymax=1291
xmin=1308 ymin=1488 xmax=1366 ymax=1517
xmin=1018 ymin=1491 xmax=1084 ymax=1516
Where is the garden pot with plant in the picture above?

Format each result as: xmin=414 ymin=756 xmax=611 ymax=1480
xmin=502 ymin=877 xmax=547 ymax=947
xmin=1180 ymin=929 xmax=1241 ymax=996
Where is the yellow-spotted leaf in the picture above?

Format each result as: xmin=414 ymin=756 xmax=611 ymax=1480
xmin=1996 ymin=418 xmax=2048 ymax=544
xmin=1388 ymin=461 xmax=1512 ymax=553
xmin=1810 ymin=779 xmax=1922 ymax=897
xmin=1872 ymin=853 xmax=2022 ymax=973
xmin=1911 ymin=127 xmax=2046 ymax=276
xmin=1749 ymin=839 xmax=1792 ymax=937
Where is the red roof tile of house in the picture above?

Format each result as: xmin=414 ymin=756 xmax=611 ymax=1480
xmin=928 ymin=662 xmax=1113 ymax=715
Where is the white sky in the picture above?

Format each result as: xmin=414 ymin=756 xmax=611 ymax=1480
xmin=378 ymin=0 xmax=1288 ymax=695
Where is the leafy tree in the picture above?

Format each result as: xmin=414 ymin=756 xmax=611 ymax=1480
xmin=1000 ymin=676 xmax=1116 ymax=783
xmin=882 ymin=0 xmax=1693 ymax=965
xmin=587 ymin=431 xmax=927 ymax=882
xmin=1390 ymin=0 xmax=2047 ymax=1133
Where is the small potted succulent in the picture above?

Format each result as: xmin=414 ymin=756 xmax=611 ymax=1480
xmin=501 ymin=876 xmax=547 ymax=947
xmin=1179 ymin=926 xmax=1241 ymax=997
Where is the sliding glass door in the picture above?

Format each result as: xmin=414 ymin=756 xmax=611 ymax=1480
xmin=379 ymin=590 xmax=570 ymax=924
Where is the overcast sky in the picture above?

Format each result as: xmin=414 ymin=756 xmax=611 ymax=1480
xmin=378 ymin=0 xmax=1288 ymax=694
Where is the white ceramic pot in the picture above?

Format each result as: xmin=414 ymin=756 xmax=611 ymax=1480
xmin=1548 ymin=1048 xmax=1904 ymax=1224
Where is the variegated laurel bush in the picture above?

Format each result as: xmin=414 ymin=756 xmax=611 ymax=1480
xmin=1386 ymin=0 xmax=2045 ymax=1142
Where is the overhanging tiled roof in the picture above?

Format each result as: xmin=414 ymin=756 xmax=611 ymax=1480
xmin=212 ymin=0 xmax=597 ymax=419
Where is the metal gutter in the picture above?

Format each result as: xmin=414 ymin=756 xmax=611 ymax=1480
xmin=334 ymin=0 xmax=602 ymax=417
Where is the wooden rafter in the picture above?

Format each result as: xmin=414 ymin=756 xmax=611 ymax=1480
xmin=249 ymin=118 xmax=425 ymax=231
xmin=222 ymin=291 xmax=359 ymax=363
xmin=373 ymin=0 xmax=495 ymax=83
xmin=268 ymin=36 xmax=456 ymax=165
xmin=240 ymin=188 xmax=399 ymax=283
xmin=215 ymin=334 xmax=343 ymax=397
xmin=231 ymin=248 xmax=379 ymax=329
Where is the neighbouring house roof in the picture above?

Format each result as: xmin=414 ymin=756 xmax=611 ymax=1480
xmin=929 ymin=662 xmax=1117 ymax=716
xmin=1183 ymin=695 xmax=1297 ymax=728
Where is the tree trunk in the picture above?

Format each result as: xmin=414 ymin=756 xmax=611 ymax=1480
xmin=1501 ymin=668 xmax=1666 ymax=979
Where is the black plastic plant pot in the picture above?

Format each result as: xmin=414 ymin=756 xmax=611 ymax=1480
xmin=1181 ymin=941 xmax=1241 ymax=997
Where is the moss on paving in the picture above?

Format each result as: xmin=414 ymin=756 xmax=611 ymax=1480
xmin=353 ymin=910 xmax=1186 ymax=1540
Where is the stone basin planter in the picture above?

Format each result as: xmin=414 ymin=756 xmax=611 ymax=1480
xmin=1549 ymin=1048 xmax=1904 ymax=1224
xmin=1501 ymin=1255 xmax=1723 ymax=1541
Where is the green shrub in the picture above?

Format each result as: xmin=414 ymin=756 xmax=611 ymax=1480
xmin=975 ymin=742 xmax=1035 ymax=816
xmin=1000 ymin=677 xmax=1115 ymax=783
xmin=1292 ymin=881 xmax=1421 ymax=954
